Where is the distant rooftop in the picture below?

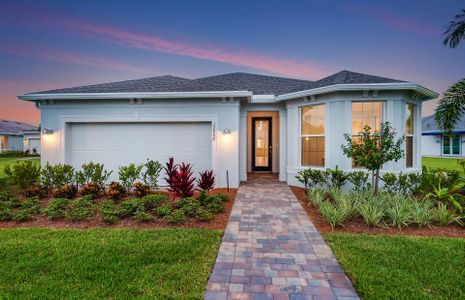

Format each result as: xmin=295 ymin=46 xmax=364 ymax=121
xmin=0 ymin=120 xmax=38 ymax=135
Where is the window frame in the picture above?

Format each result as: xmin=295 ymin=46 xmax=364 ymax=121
xmin=300 ymin=103 xmax=326 ymax=167
xmin=442 ymin=134 xmax=461 ymax=156
xmin=350 ymin=100 xmax=386 ymax=170
xmin=405 ymin=103 xmax=415 ymax=168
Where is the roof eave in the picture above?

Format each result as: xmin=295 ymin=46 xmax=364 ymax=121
xmin=18 ymin=91 xmax=253 ymax=101
xmin=275 ymin=83 xmax=439 ymax=101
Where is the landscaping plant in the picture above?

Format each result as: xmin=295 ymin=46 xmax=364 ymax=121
xmin=169 ymin=162 xmax=196 ymax=198
xmin=197 ymin=170 xmax=215 ymax=192
xmin=347 ymin=170 xmax=371 ymax=192
xmin=142 ymin=159 xmax=163 ymax=190
xmin=75 ymin=162 xmax=112 ymax=190
xmin=65 ymin=196 xmax=95 ymax=221
xmin=99 ymin=200 xmax=123 ymax=224
xmin=433 ymin=203 xmax=461 ymax=226
xmin=295 ymin=168 xmax=325 ymax=190
xmin=324 ymin=166 xmax=348 ymax=189
xmin=341 ymin=122 xmax=404 ymax=193
xmin=119 ymin=163 xmax=143 ymax=192
xmin=4 ymin=160 xmax=40 ymax=190
xmin=106 ymin=181 xmax=126 ymax=200
xmin=42 ymin=198 xmax=69 ymax=220
xmin=356 ymin=192 xmax=386 ymax=227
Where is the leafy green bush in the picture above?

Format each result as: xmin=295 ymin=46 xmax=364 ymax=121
xmin=174 ymin=197 xmax=200 ymax=217
xmin=380 ymin=173 xmax=398 ymax=193
xmin=13 ymin=197 xmax=42 ymax=222
xmin=420 ymin=167 xmax=461 ymax=193
xmin=40 ymin=163 xmax=75 ymax=191
xmin=306 ymin=188 xmax=325 ymax=207
xmin=410 ymin=200 xmax=434 ymax=227
xmin=42 ymin=198 xmax=69 ymax=219
xmin=196 ymin=208 xmax=213 ymax=222
xmin=79 ymin=183 xmax=101 ymax=199
xmin=385 ymin=194 xmax=413 ymax=228
xmin=433 ymin=203 xmax=461 ymax=226
xmin=165 ymin=209 xmax=186 ymax=224
xmin=134 ymin=182 xmax=150 ymax=197
xmin=106 ymin=182 xmax=126 ymax=201
xmin=295 ymin=168 xmax=325 ymax=190
xmin=142 ymin=160 xmax=163 ymax=190
xmin=318 ymin=201 xmax=353 ymax=229
xmin=357 ymin=193 xmax=386 ymax=227
xmin=347 ymin=171 xmax=371 ymax=192
xmin=324 ymin=166 xmax=347 ymax=189
xmin=99 ymin=200 xmax=123 ymax=224
xmin=133 ymin=210 xmax=154 ymax=222
xmin=154 ymin=204 xmax=171 ymax=217
xmin=65 ymin=196 xmax=95 ymax=221
xmin=425 ymin=180 xmax=464 ymax=214
xmin=206 ymin=197 xmax=224 ymax=214
xmin=119 ymin=163 xmax=143 ymax=192
xmin=75 ymin=162 xmax=112 ymax=190
xmin=54 ymin=184 xmax=78 ymax=199
xmin=4 ymin=160 xmax=40 ymax=190
xmin=0 ymin=193 xmax=20 ymax=221
xmin=140 ymin=194 xmax=168 ymax=206
xmin=215 ymin=193 xmax=228 ymax=203
xmin=120 ymin=198 xmax=145 ymax=216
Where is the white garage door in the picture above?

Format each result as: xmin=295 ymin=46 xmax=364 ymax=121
xmin=68 ymin=122 xmax=212 ymax=182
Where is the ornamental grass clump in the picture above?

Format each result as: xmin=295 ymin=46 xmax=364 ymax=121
xmin=356 ymin=192 xmax=386 ymax=227
xmin=385 ymin=194 xmax=414 ymax=228
xmin=410 ymin=200 xmax=434 ymax=227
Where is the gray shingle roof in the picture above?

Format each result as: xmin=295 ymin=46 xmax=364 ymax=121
xmin=0 ymin=120 xmax=37 ymax=135
xmin=26 ymin=70 xmax=408 ymax=96
xmin=422 ymin=114 xmax=465 ymax=134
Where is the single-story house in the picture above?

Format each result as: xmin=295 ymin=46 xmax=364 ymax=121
xmin=18 ymin=70 xmax=437 ymax=187
xmin=422 ymin=114 xmax=465 ymax=157
xmin=23 ymin=130 xmax=41 ymax=154
xmin=0 ymin=119 xmax=38 ymax=153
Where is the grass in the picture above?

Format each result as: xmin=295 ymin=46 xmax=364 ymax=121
xmin=0 ymin=228 xmax=222 ymax=299
xmin=422 ymin=157 xmax=463 ymax=173
xmin=324 ymin=233 xmax=465 ymax=300
xmin=0 ymin=157 xmax=40 ymax=177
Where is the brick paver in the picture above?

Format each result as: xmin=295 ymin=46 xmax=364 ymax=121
xmin=205 ymin=174 xmax=359 ymax=300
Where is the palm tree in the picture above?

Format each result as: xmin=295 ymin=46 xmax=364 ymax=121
xmin=435 ymin=79 xmax=465 ymax=133
xmin=443 ymin=9 xmax=465 ymax=48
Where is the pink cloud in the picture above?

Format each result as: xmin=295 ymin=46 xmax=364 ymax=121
xmin=31 ymin=14 xmax=329 ymax=79
xmin=346 ymin=5 xmax=441 ymax=37
xmin=0 ymin=80 xmax=59 ymax=94
xmin=0 ymin=45 xmax=153 ymax=74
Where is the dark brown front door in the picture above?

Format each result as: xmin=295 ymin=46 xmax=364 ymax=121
xmin=252 ymin=117 xmax=272 ymax=171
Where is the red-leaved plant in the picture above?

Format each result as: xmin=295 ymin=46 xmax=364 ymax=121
xmin=164 ymin=158 xmax=196 ymax=198
xmin=197 ymin=170 xmax=215 ymax=192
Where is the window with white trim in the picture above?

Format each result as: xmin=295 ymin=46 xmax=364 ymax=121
xmin=301 ymin=104 xmax=325 ymax=167
xmin=405 ymin=103 xmax=415 ymax=167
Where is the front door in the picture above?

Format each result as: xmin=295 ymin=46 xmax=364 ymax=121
xmin=252 ymin=117 xmax=272 ymax=171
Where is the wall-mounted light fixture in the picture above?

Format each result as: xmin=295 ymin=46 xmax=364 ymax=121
xmin=42 ymin=128 xmax=54 ymax=135
xmin=223 ymin=128 xmax=231 ymax=135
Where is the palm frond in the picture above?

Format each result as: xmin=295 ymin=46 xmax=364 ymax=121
xmin=443 ymin=9 xmax=465 ymax=48
xmin=435 ymin=78 xmax=465 ymax=134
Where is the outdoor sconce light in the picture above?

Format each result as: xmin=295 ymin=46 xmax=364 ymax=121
xmin=42 ymin=128 xmax=54 ymax=135
xmin=223 ymin=128 xmax=231 ymax=135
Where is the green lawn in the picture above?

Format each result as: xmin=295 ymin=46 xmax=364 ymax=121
xmin=422 ymin=157 xmax=463 ymax=173
xmin=0 ymin=228 xmax=222 ymax=299
xmin=324 ymin=233 xmax=465 ymax=300
xmin=0 ymin=157 xmax=40 ymax=177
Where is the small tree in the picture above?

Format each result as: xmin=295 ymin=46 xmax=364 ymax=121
xmin=341 ymin=122 xmax=404 ymax=194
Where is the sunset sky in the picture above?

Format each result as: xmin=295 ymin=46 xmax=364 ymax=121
xmin=1 ymin=0 xmax=464 ymax=126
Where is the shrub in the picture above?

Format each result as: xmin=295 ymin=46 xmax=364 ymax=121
xmin=154 ymin=204 xmax=171 ymax=217
xmin=107 ymin=182 xmax=126 ymax=200
xmin=25 ymin=183 xmax=48 ymax=198
xmin=295 ymin=168 xmax=325 ymax=190
xmin=65 ymin=196 xmax=95 ymax=221
xmin=357 ymin=193 xmax=385 ymax=227
xmin=197 ymin=170 xmax=215 ymax=192
xmin=4 ymin=160 xmax=40 ymax=190
xmin=165 ymin=209 xmax=186 ymax=224
xmin=141 ymin=194 xmax=168 ymax=208
xmin=420 ymin=167 xmax=461 ymax=193
xmin=75 ymin=162 xmax=112 ymax=190
xmin=174 ymin=197 xmax=200 ymax=217
xmin=119 ymin=163 xmax=143 ymax=192
xmin=381 ymin=173 xmax=398 ymax=194
xmin=142 ymin=160 xmax=163 ymax=190
xmin=215 ymin=193 xmax=228 ymax=203
xmin=170 ymin=163 xmax=196 ymax=198
xmin=206 ymin=197 xmax=224 ymax=214
xmin=198 ymin=190 xmax=208 ymax=206
xmin=99 ymin=200 xmax=123 ymax=224
xmin=134 ymin=210 xmax=154 ymax=222
xmin=14 ymin=197 xmax=42 ymax=222
xmin=324 ymin=166 xmax=347 ymax=189
xmin=42 ymin=163 xmax=76 ymax=190
xmin=347 ymin=171 xmax=371 ymax=192
xmin=134 ymin=182 xmax=150 ymax=197
xmin=54 ymin=184 xmax=78 ymax=199
xmin=411 ymin=200 xmax=434 ymax=227
xmin=425 ymin=180 xmax=464 ymax=214
xmin=0 ymin=193 xmax=20 ymax=221
xmin=42 ymin=198 xmax=69 ymax=219
xmin=306 ymin=188 xmax=325 ymax=207
xmin=318 ymin=202 xmax=351 ymax=229
xmin=120 ymin=198 xmax=145 ymax=216
xmin=164 ymin=157 xmax=177 ymax=189
xmin=80 ymin=183 xmax=101 ymax=199
xmin=196 ymin=208 xmax=214 ymax=222
xmin=433 ymin=203 xmax=461 ymax=226
xmin=385 ymin=194 xmax=413 ymax=228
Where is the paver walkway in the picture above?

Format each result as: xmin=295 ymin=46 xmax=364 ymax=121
xmin=205 ymin=174 xmax=359 ymax=300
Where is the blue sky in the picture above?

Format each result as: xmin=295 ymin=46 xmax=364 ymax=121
xmin=0 ymin=0 xmax=464 ymax=124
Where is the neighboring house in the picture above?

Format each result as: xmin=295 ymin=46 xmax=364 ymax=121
xmin=0 ymin=120 xmax=38 ymax=153
xmin=18 ymin=70 xmax=437 ymax=187
xmin=422 ymin=114 xmax=465 ymax=157
xmin=23 ymin=130 xmax=41 ymax=154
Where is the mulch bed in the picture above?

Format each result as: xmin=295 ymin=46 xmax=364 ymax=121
xmin=290 ymin=186 xmax=465 ymax=238
xmin=0 ymin=188 xmax=237 ymax=231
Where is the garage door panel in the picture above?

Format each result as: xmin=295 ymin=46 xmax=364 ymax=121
xmin=68 ymin=122 xmax=212 ymax=183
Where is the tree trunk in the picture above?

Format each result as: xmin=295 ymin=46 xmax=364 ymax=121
xmin=374 ymin=168 xmax=380 ymax=194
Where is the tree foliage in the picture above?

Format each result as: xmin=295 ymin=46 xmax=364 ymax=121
xmin=435 ymin=78 xmax=465 ymax=134
xmin=341 ymin=122 xmax=404 ymax=193
xmin=443 ymin=9 xmax=465 ymax=48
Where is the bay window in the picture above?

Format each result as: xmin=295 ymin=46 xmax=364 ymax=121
xmin=301 ymin=104 xmax=325 ymax=167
